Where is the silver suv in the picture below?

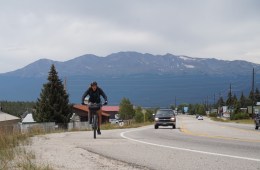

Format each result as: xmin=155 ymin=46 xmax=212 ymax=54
xmin=154 ymin=109 xmax=176 ymax=129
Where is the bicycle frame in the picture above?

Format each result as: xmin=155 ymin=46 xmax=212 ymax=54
xmin=88 ymin=103 xmax=101 ymax=139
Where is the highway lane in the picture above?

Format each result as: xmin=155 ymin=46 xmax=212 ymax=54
xmin=81 ymin=115 xmax=260 ymax=170
xmin=29 ymin=115 xmax=260 ymax=170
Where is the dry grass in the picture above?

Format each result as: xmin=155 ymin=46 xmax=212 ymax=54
xmin=0 ymin=129 xmax=52 ymax=170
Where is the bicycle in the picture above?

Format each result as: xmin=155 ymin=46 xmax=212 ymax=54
xmin=88 ymin=103 xmax=102 ymax=139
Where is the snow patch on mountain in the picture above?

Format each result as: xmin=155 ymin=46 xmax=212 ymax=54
xmin=179 ymin=56 xmax=196 ymax=61
xmin=184 ymin=64 xmax=195 ymax=68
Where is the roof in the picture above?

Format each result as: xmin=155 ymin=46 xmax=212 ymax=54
xmin=102 ymin=106 xmax=119 ymax=112
xmin=73 ymin=105 xmax=119 ymax=117
xmin=0 ymin=111 xmax=20 ymax=122
xmin=22 ymin=113 xmax=36 ymax=123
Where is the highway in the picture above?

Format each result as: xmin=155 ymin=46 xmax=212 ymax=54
xmin=85 ymin=115 xmax=260 ymax=170
xmin=30 ymin=115 xmax=260 ymax=170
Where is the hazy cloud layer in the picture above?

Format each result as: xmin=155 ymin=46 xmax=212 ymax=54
xmin=0 ymin=0 xmax=260 ymax=73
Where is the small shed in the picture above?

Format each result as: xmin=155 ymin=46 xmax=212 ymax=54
xmin=0 ymin=111 xmax=20 ymax=132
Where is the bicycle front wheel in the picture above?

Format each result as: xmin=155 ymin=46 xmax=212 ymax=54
xmin=93 ymin=114 xmax=97 ymax=139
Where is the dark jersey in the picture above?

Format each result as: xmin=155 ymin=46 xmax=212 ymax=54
xmin=82 ymin=87 xmax=107 ymax=104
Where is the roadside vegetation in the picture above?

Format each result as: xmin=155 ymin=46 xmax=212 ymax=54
xmin=0 ymin=129 xmax=52 ymax=170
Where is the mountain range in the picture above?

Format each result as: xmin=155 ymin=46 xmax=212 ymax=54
xmin=2 ymin=52 xmax=259 ymax=77
xmin=0 ymin=52 xmax=259 ymax=106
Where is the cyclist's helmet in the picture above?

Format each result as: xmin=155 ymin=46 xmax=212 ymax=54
xmin=91 ymin=81 xmax=97 ymax=86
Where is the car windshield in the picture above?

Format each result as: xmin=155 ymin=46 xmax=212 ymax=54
xmin=156 ymin=110 xmax=174 ymax=116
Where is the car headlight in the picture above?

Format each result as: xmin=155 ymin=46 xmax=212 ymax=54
xmin=155 ymin=117 xmax=159 ymax=121
xmin=171 ymin=117 xmax=175 ymax=121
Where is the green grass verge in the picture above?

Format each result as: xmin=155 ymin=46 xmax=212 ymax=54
xmin=101 ymin=121 xmax=154 ymax=130
xmin=210 ymin=117 xmax=254 ymax=124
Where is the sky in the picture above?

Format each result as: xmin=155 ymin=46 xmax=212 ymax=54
xmin=0 ymin=0 xmax=260 ymax=73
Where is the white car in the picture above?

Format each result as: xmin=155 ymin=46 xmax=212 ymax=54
xmin=109 ymin=119 xmax=124 ymax=126
xmin=197 ymin=116 xmax=203 ymax=120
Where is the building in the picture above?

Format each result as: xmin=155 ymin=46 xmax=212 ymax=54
xmin=0 ymin=111 xmax=20 ymax=132
xmin=22 ymin=112 xmax=36 ymax=124
xmin=72 ymin=104 xmax=119 ymax=123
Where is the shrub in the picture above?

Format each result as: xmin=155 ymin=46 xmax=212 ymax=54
xmin=230 ymin=112 xmax=250 ymax=120
xmin=209 ymin=112 xmax=217 ymax=117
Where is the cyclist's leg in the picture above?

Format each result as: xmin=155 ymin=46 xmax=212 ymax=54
xmin=89 ymin=111 xmax=93 ymax=124
xmin=97 ymin=109 xmax=102 ymax=129
xmin=97 ymin=109 xmax=102 ymax=135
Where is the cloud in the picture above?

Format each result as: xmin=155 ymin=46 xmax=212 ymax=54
xmin=0 ymin=0 xmax=259 ymax=73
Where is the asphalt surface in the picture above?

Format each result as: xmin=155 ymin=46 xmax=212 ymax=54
xmin=30 ymin=115 xmax=260 ymax=170
xmin=81 ymin=115 xmax=260 ymax=170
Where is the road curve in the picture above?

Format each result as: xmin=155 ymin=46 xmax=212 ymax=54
xmin=28 ymin=115 xmax=260 ymax=170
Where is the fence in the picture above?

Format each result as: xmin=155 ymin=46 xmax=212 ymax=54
xmin=68 ymin=121 xmax=91 ymax=131
xmin=19 ymin=122 xmax=56 ymax=133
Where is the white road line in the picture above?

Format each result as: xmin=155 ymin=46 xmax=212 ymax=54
xmin=120 ymin=128 xmax=260 ymax=162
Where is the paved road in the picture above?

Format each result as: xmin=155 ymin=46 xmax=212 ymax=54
xmin=84 ymin=115 xmax=260 ymax=170
xmin=30 ymin=115 xmax=260 ymax=170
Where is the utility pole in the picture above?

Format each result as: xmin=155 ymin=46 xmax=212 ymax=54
xmin=229 ymin=83 xmax=233 ymax=119
xmin=175 ymin=96 xmax=177 ymax=109
xmin=214 ymin=93 xmax=216 ymax=108
xmin=252 ymin=68 xmax=255 ymax=118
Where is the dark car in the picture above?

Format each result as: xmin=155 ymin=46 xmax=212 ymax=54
xmin=154 ymin=109 xmax=176 ymax=129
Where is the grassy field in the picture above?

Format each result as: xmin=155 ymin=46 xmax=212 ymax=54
xmin=0 ymin=128 xmax=52 ymax=170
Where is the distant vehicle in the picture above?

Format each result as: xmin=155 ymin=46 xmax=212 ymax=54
xmin=255 ymin=114 xmax=260 ymax=130
xmin=109 ymin=119 xmax=124 ymax=125
xmin=197 ymin=115 xmax=203 ymax=120
xmin=154 ymin=109 xmax=176 ymax=129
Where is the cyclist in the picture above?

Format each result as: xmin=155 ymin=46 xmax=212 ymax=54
xmin=81 ymin=81 xmax=108 ymax=135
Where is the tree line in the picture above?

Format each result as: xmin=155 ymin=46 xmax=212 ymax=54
xmin=2 ymin=64 xmax=258 ymax=123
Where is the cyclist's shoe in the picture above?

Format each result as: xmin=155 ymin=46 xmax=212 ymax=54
xmin=97 ymin=128 xmax=101 ymax=135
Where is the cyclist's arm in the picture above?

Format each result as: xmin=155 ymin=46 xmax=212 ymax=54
xmin=99 ymin=88 xmax=108 ymax=102
xmin=81 ymin=89 xmax=90 ymax=104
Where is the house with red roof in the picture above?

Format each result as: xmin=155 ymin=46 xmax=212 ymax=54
xmin=72 ymin=105 xmax=119 ymax=123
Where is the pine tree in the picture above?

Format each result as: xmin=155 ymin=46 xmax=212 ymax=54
xmin=226 ymin=90 xmax=233 ymax=109
xmin=217 ymin=96 xmax=225 ymax=107
xmin=255 ymin=88 xmax=260 ymax=103
xmin=239 ymin=92 xmax=246 ymax=108
xmin=34 ymin=64 xmax=71 ymax=125
xmin=248 ymin=89 xmax=255 ymax=105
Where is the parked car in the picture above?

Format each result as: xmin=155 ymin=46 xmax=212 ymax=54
xmin=197 ymin=115 xmax=203 ymax=120
xmin=255 ymin=114 xmax=260 ymax=130
xmin=154 ymin=109 xmax=176 ymax=129
xmin=109 ymin=119 xmax=124 ymax=126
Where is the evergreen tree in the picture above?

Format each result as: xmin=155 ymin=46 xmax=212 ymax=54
xmin=255 ymin=88 xmax=260 ymax=103
xmin=34 ymin=64 xmax=71 ymax=125
xmin=239 ymin=92 xmax=247 ymax=108
xmin=226 ymin=90 xmax=233 ymax=108
xmin=248 ymin=89 xmax=255 ymax=105
xmin=233 ymin=94 xmax=238 ymax=105
xmin=119 ymin=98 xmax=135 ymax=120
xmin=217 ymin=96 xmax=225 ymax=107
